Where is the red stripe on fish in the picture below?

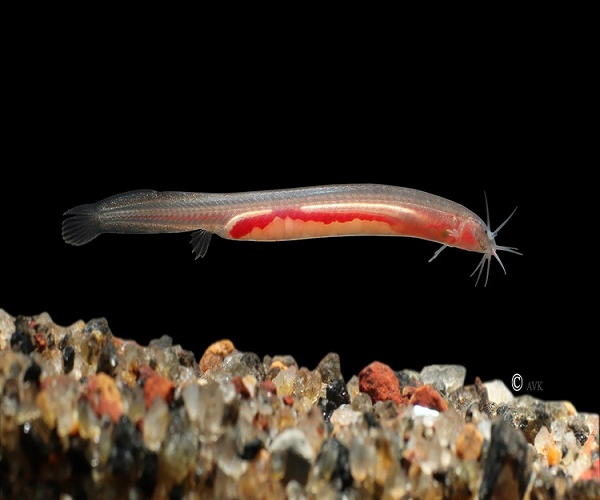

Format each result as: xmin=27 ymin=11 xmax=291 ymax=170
xmin=229 ymin=209 xmax=397 ymax=239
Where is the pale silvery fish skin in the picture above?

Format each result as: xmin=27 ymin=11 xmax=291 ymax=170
xmin=62 ymin=184 xmax=520 ymax=285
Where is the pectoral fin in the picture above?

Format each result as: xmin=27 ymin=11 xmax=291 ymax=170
xmin=190 ymin=230 xmax=212 ymax=259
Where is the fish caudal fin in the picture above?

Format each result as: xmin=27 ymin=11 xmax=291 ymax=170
xmin=62 ymin=203 xmax=102 ymax=246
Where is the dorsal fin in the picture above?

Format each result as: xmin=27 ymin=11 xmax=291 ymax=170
xmin=190 ymin=229 xmax=212 ymax=259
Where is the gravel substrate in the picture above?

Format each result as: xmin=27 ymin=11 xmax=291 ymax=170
xmin=0 ymin=310 xmax=598 ymax=499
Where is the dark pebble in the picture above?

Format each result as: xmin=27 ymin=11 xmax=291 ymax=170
xmin=67 ymin=435 xmax=91 ymax=476
xmin=433 ymin=470 xmax=446 ymax=482
xmin=73 ymin=486 xmax=87 ymax=500
xmin=178 ymin=350 xmax=196 ymax=367
xmin=170 ymin=397 xmax=185 ymax=410
xmin=283 ymin=449 xmax=312 ymax=486
xmin=240 ymin=437 xmax=262 ymax=460
xmin=335 ymin=442 xmax=353 ymax=491
xmin=21 ymin=418 xmax=59 ymax=462
xmin=169 ymin=483 xmax=184 ymax=500
xmin=479 ymin=420 xmax=532 ymax=500
xmin=10 ymin=330 xmax=34 ymax=354
xmin=58 ymin=333 xmax=70 ymax=351
xmin=23 ymin=362 xmax=41 ymax=384
xmin=316 ymin=438 xmax=353 ymax=491
xmin=319 ymin=397 xmax=337 ymax=422
xmin=138 ymin=452 xmax=158 ymax=496
xmin=109 ymin=416 xmax=142 ymax=478
xmin=14 ymin=316 xmax=34 ymax=336
xmin=97 ymin=341 xmax=118 ymax=376
xmin=326 ymin=379 xmax=350 ymax=408
xmin=63 ymin=346 xmax=75 ymax=374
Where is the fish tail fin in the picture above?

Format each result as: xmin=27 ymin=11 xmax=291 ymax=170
xmin=62 ymin=203 xmax=102 ymax=246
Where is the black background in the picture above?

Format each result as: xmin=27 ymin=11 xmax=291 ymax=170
xmin=3 ymin=10 xmax=594 ymax=412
